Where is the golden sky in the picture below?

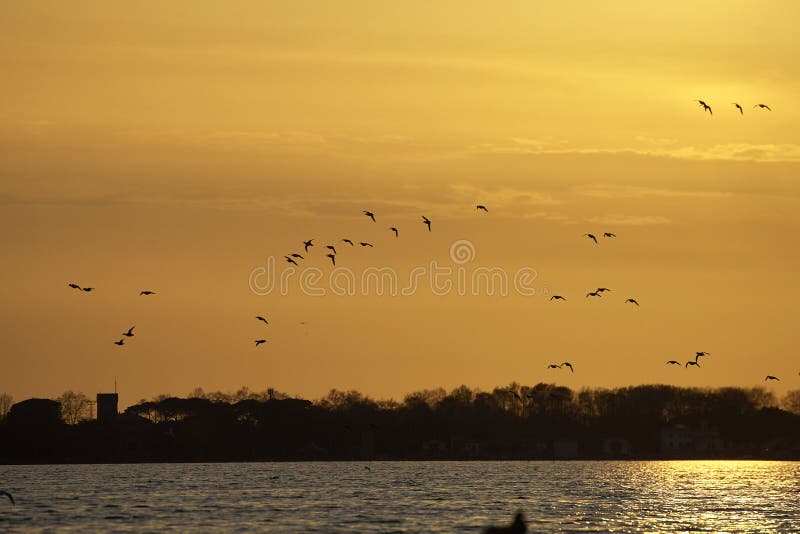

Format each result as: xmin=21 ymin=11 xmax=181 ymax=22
xmin=2 ymin=1 xmax=799 ymax=407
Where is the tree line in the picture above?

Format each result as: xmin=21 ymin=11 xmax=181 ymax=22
xmin=1 ymin=384 xmax=799 ymax=463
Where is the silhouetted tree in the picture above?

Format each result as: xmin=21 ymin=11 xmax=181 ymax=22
xmin=781 ymin=390 xmax=800 ymax=415
xmin=58 ymin=390 xmax=90 ymax=424
xmin=1 ymin=398 xmax=66 ymax=462
xmin=0 ymin=393 xmax=12 ymax=420
xmin=2 ymin=385 xmax=799 ymax=463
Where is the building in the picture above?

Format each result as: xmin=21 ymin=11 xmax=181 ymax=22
xmin=553 ymin=438 xmax=579 ymax=459
xmin=96 ymin=393 xmax=118 ymax=423
xmin=602 ymin=437 xmax=632 ymax=458
xmin=660 ymin=424 xmax=724 ymax=455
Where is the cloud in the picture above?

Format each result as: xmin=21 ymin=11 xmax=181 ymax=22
xmin=469 ymin=139 xmax=800 ymax=163
xmin=574 ymin=185 xmax=734 ymax=200
xmin=586 ymin=214 xmax=671 ymax=226
xmin=0 ymin=193 xmax=145 ymax=207
xmin=666 ymin=144 xmax=800 ymax=162
xmin=448 ymin=184 xmax=561 ymax=207
xmin=208 ymin=130 xmax=327 ymax=146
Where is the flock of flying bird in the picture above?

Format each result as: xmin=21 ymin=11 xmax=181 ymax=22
xmin=695 ymin=100 xmax=772 ymax=115
xmin=65 ymin=283 xmax=156 ymax=347
xmin=63 ymin=195 xmax=792 ymax=409
xmin=258 ymin=203 xmax=793 ymax=383
xmin=690 ymin=99 xmax=792 ymax=382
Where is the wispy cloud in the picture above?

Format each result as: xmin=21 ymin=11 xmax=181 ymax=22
xmin=448 ymin=184 xmax=561 ymax=207
xmin=574 ymin=185 xmax=734 ymax=200
xmin=469 ymin=138 xmax=800 ymax=163
xmin=586 ymin=214 xmax=671 ymax=226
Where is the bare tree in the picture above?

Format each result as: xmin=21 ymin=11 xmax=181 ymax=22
xmin=781 ymin=390 xmax=800 ymax=415
xmin=188 ymin=387 xmax=206 ymax=399
xmin=58 ymin=390 xmax=90 ymax=424
xmin=0 ymin=393 xmax=12 ymax=420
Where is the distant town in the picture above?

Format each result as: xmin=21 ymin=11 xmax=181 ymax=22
xmin=1 ymin=384 xmax=799 ymax=463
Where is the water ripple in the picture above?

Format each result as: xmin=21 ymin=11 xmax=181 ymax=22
xmin=0 ymin=461 xmax=798 ymax=532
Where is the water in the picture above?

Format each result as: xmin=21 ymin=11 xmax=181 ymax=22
xmin=1 ymin=461 xmax=798 ymax=532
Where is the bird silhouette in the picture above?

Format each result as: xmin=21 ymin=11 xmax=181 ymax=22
xmin=586 ymin=291 xmax=602 ymax=298
xmin=483 ymin=511 xmax=526 ymax=534
xmin=140 ymin=291 xmax=156 ymax=296
xmin=733 ymin=103 xmax=743 ymax=115
xmin=359 ymin=242 xmax=374 ymax=247
xmin=596 ymin=287 xmax=611 ymax=293
xmin=290 ymin=253 xmax=304 ymax=259
xmin=695 ymin=351 xmax=710 ymax=362
xmin=68 ymin=283 xmax=81 ymax=290
xmin=363 ymin=211 xmax=376 ymax=222
xmin=422 ymin=216 xmax=431 ymax=232
xmin=122 ymin=326 xmax=135 ymax=337
xmin=547 ymin=364 xmax=562 ymax=369
xmin=550 ymin=295 xmax=567 ymax=301
xmin=0 ymin=490 xmax=14 ymax=505
xmin=256 ymin=316 xmax=269 ymax=325
xmin=326 ymin=253 xmax=336 ymax=266
xmin=686 ymin=361 xmax=700 ymax=368
xmin=390 ymin=227 xmax=398 ymax=237
xmin=114 ymin=339 xmax=125 ymax=346
xmin=666 ymin=360 xmax=681 ymax=366
xmin=303 ymin=239 xmax=314 ymax=252
xmin=584 ymin=233 xmax=598 ymax=244
xmin=765 ymin=375 xmax=779 ymax=381
xmin=476 ymin=205 xmax=488 ymax=212
xmin=754 ymin=104 xmax=772 ymax=111
xmin=696 ymin=100 xmax=712 ymax=114
xmin=625 ymin=298 xmax=639 ymax=306
xmin=364 ymin=465 xmax=372 ymax=472
xmin=82 ymin=287 xmax=95 ymax=292
xmin=254 ymin=339 xmax=267 ymax=347
xmin=342 ymin=239 xmax=354 ymax=246
xmin=326 ymin=245 xmax=337 ymax=255
xmin=562 ymin=362 xmax=574 ymax=373
xmin=285 ymin=256 xmax=298 ymax=266
xmin=603 ymin=232 xmax=616 ymax=238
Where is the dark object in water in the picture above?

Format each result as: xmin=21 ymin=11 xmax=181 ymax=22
xmin=0 ymin=490 xmax=14 ymax=505
xmin=483 ymin=511 xmax=526 ymax=533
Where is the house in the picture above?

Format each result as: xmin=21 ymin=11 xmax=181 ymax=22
xmin=602 ymin=437 xmax=632 ymax=458
xmin=553 ymin=438 xmax=579 ymax=459
xmin=461 ymin=442 xmax=481 ymax=458
xmin=422 ymin=439 xmax=447 ymax=457
xmin=660 ymin=424 xmax=724 ymax=455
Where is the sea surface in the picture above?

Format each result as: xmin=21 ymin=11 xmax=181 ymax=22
xmin=1 ymin=461 xmax=799 ymax=532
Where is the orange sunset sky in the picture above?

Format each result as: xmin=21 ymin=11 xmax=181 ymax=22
xmin=1 ymin=1 xmax=799 ymax=408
